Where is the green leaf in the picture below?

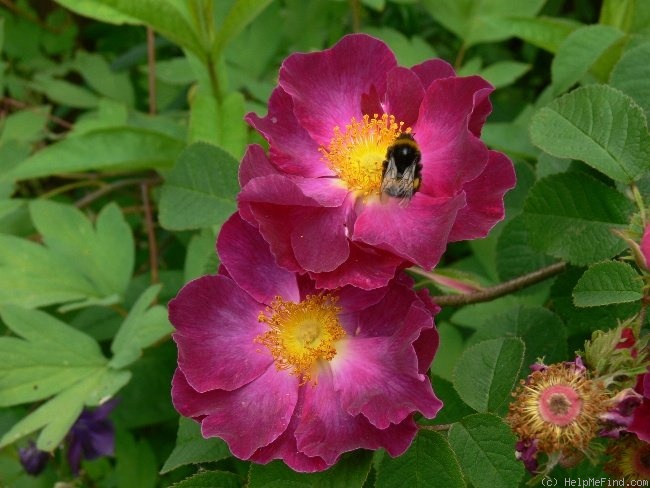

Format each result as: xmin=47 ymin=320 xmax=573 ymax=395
xmin=448 ymin=414 xmax=524 ymax=488
xmin=0 ymin=306 xmax=105 ymax=406
xmin=4 ymin=127 xmax=184 ymax=181
xmin=189 ymin=89 xmax=247 ymax=158
xmin=0 ymin=106 xmax=49 ymax=146
xmin=523 ymin=173 xmax=634 ymax=265
xmin=248 ymin=451 xmax=373 ymax=488
xmin=421 ymin=0 xmax=545 ymax=47
xmin=153 ymin=57 xmax=196 ymax=85
xmin=451 ymin=292 xmax=550 ymax=330
xmin=550 ymin=25 xmax=624 ymax=95
xmin=0 ymin=308 xmax=131 ymax=442
xmin=453 ymin=338 xmax=524 ymax=413
xmin=375 ymin=430 xmax=464 ymax=488
xmin=30 ymin=201 xmax=133 ymax=300
xmin=184 ymin=228 xmax=219 ymax=282
xmin=115 ymin=430 xmax=158 ymax=488
xmin=52 ymin=0 xmax=140 ymax=24
xmin=530 ymin=85 xmax=650 ymax=183
xmin=482 ymin=122 xmax=537 ymax=160
xmin=161 ymin=417 xmax=231 ymax=474
xmin=0 ymin=200 xmax=134 ymax=308
xmin=91 ymin=0 xmax=205 ymax=60
xmin=109 ymin=285 xmax=172 ymax=369
xmin=212 ymin=0 xmax=273 ymax=60
xmin=29 ymin=74 xmax=99 ymax=109
xmin=470 ymin=306 xmax=568 ymax=369
xmin=0 ymin=202 xmax=133 ymax=309
xmin=159 ymin=142 xmax=239 ymax=231
xmin=171 ymin=471 xmax=242 ymax=488
xmin=573 ymin=261 xmax=643 ymax=307
xmin=362 ymin=27 xmax=438 ymax=67
xmin=112 ymin=343 xmax=177 ymax=428
xmin=552 ymin=266 xmax=641 ymax=335
xmin=496 ymin=215 xmax=557 ymax=282
xmin=0 ymin=234 xmax=95 ymax=309
xmin=496 ymin=16 xmax=580 ymax=53
xmin=74 ymin=51 xmax=135 ymax=105
xmin=599 ymin=0 xmax=650 ymax=33
xmin=479 ymin=61 xmax=530 ymax=89
xmin=610 ymin=42 xmax=650 ymax=119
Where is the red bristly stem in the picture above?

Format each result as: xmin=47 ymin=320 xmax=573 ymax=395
xmin=429 ymin=261 xmax=567 ymax=307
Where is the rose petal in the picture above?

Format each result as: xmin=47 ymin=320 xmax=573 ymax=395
xmin=246 ymin=87 xmax=333 ymax=178
xmin=385 ymin=66 xmax=425 ymax=128
xmin=170 ymin=275 xmax=272 ymax=392
xmin=280 ymin=34 xmax=397 ymax=145
xmin=354 ymin=192 xmax=466 ymax=269
xmin=414 ymin=289 xmax=441 ymax=374
xmin=295 ymin=370 xmax=418 ymax=464
xmin=311 ymin=242 xmax=406 ymax=290
xmin=350 ymin=277 xmax=421 ymax=337
xmin=240 ymin=173 xmax=348 ymax=208
xmin=218 ymin=213 xmax=299 ymax=304
xmin=249 ymin=389 xmax=332 ymax=472
xmin=247 ymin=201 xmax=351 ymax=273
xmin=448 ymin=150 xmax=516 ymax=241
xmin=411 ymin=58 xmax=456 ymax=88
xmin=331 ymin=306 xmax=442 ymax=428
xmin=239 ymin=144 xmax=279 ymax=188
xmin=172 ymin=368 xmax=299 ymax=459
xmin=332 ymin=338 xmax=442 ymax=429
xmin=414 ymin=76 xmax=492 ymax=198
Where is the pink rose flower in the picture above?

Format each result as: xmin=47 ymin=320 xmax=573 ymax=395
xmin=170 ymin=213 xmax=442 ymax=472
xmin=239 ymin=33 xmax=515 ymax=289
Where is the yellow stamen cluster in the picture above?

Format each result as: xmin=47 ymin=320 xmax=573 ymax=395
xmin=320 ymin=114 xmax=410 ymax=197
xmin=507 ymin=363 xmax=609 ymax=454
xmin=256 ymin=294 xmax=346 ymax=385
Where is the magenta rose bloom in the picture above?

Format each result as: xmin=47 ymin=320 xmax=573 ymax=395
xmin=170 ymin=213 xmax=442 ymax=472
xmin=239 ymin=33 xmax=515 ymax=290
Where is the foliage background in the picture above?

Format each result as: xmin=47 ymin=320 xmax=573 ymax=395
xmin=0 ymin=0 xmax=649 ymax=486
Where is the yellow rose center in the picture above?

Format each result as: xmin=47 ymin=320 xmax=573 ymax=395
xmin=255 ymin=294 xmax=346 ymax=385
xmin=320 ymin=113 xmax=410 ymax=197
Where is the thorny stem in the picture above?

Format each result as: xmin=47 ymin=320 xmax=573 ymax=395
xmin=141 ymin=183 xmax=159 ymax=287
xmin=2 ymin=97 xmax=73 ymax=130
xmin=74 ymin=176 xmax=161 ymax=208
xmin=430 ymin=261 xmax=567 ymax=307
xmin=147 ymin=27 xmax=157 ymax=115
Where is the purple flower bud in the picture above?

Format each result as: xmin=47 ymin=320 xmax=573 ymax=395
xmin=66 ymin=398 xmax=118 ymax=475
xmin=18 ymin=441 xmax=49 ymax=476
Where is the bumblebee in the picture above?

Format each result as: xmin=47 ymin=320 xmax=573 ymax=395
xmin=380 ymin=133 xmax=422 ymax=204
